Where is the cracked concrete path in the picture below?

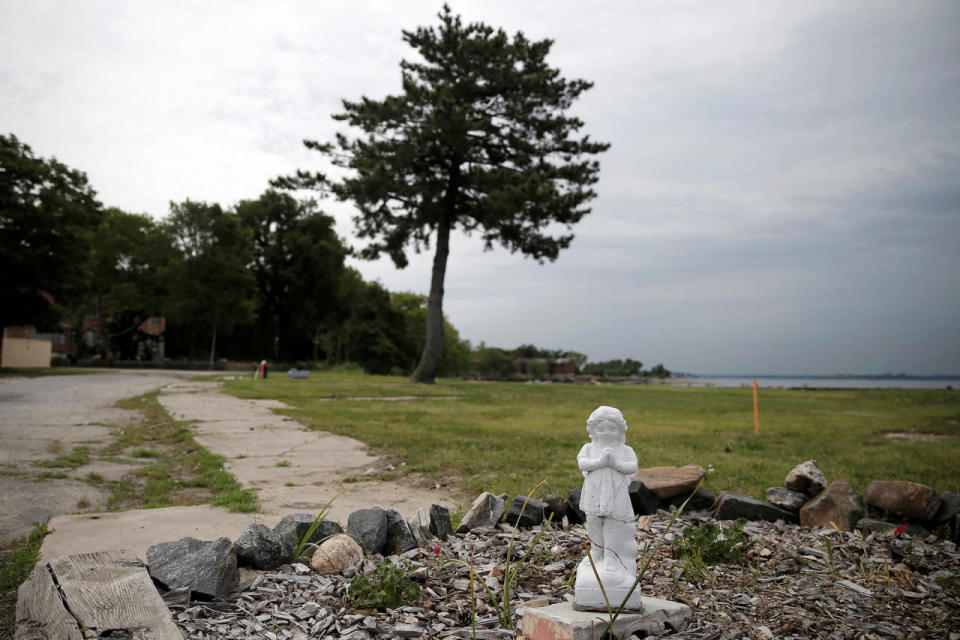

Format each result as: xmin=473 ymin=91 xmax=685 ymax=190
xmin=155 ymin=380 xmax=456 ymax=525
xmin=36 ymin=373 xmax=456 ymax=561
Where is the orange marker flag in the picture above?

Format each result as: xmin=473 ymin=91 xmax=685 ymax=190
xmin=753 ymin=379 xmax=759 ymax=435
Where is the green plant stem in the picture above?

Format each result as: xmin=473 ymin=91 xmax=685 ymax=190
xmin=292 ymin=494 xmax=337 ymax=561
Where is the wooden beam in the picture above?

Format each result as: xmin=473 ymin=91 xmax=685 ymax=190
xmin=15 ymin=565 xmax=83 ymax=640
xmin=17 ymin=550 xmax=183 ymax=640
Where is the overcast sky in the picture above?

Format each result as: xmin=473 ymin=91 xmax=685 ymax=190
xmin=2 ymin=1 xmax=958 ymax=374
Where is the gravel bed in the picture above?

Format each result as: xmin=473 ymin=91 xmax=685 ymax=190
xmin=169 ymin=511 xmax=960 ymax=639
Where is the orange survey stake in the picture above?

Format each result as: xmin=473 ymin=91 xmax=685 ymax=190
xmin=753 ymin=379 xmax=759 ymax=435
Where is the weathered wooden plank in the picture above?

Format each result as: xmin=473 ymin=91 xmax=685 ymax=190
xmin=15 ymin=564 xmax=83 ymax=640
xmin=49 ymin=550 xmax=183 ymax=640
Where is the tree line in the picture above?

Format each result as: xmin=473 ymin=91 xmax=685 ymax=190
xmin=1 ymin=132 xmax=668 ymax=378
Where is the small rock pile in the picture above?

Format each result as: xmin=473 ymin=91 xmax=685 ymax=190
xmin=161 ymin=507 xmax=959 ymax=639
xmin=711 ymin=460 xmax=959 ymax=542
xmin=132 ymin=463 xmax=959 ymax=639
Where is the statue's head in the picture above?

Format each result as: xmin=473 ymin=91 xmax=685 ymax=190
xmin=586 ymin=405 xmax=627 ymax=443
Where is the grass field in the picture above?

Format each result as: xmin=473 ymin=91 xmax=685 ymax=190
xmin=223 ymin=372 xmax=960 ymax=501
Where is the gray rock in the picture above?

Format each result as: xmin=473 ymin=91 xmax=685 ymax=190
xmin=146 ymin=536 xmax=237 ymax=600
xmin=714 ymin=492 xmax=799 ymax=524
xmin=855 ymin=518 xmax=930 ymax=538
xmin=383 ymin=508 xmax=417 ymax=555
xmin=785 ymin=460 xmax=827 ymax=496
xmin=766 ymin=487 xmax=808 ymax=512
xmin=429 ymin=504 xmax=453 ymax=540
xmin=567 ymin=487 xmax=585 ymax=524
xmin=456 ymin=492 xmax=505 ymax=533
xmin=539 ymin=494 xmax=568 ymax=524
xmin=406 ymin=508 xmax=431 ymax=547
xmin=863 ymin=480 xmax=941 ymax=520
xmin=931 ymin=492 xmax=960 ymax=524
xmin=505 ymin=496 xmax=546 ymax=528
xmin=667 ymin=488 xmax=715 ymax=512
xmin=347 ymin=508 xmax=389 ymax=554
xmin=800 ymin=479 xmax=862 ymax=531
xmin=628 ymin=481 xmax=660 ymax=516
xmin=235 ymin=523 xmax=294 ymax=569
xmin=273 ymin=513 xmax=343 ymax=556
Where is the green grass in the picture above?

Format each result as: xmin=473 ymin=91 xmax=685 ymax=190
xmin=35 ymin=446 xmax=90 ymax=469
xmin=0 ymin=520 xmax=51 ymax=638
xmin=223 ymin=372 xmax=960 ymax=500
xmin=106 ymin=391 xmax=259 ymax=512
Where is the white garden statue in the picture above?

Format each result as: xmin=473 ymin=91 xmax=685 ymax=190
xmin=574 ymin=405 xmax=643 ymax=611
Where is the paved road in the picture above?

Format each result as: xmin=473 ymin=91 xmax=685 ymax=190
xmin=0 ymin=370 xmax=197 ymax=543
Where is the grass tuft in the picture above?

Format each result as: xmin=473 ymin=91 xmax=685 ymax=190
xmin=105 ymin=391 xmax=259 ymax=513
xmin=0 ymin=520 xmax=52 ymax=637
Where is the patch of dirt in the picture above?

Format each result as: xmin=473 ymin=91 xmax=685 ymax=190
xmin=168 ymin=487 xmax=217 ymax=505
xmin=883 ymin=431 xmax=954 ymax=441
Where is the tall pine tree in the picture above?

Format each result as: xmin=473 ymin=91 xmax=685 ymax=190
xmin=278 ymin=6 xmax=609 ymax=382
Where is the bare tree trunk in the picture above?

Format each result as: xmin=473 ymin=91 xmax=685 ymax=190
xmin=411 ymin=214 xmax=451 ymax=384
xmin=208 ymin=308 xmax=219 ymax=370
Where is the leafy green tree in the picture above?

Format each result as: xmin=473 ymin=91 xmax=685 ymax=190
xmin=471 ymin=344 xmax=516 ymax=378
xmin=0 ymin=134 xmax=102 ymax=330
xmin=86 ymin=208 xmax=175 ymax=358
xmin=236 ymin=190 xmax=347 ymax=361
xmin=581 ymin=358 xmax=643 ymax=377
xmin=165 ymin=200 xmax=255 ymax=365
xmin=322 ymin=269 xmax=408 ymax=374
xmin=646 ymin=363 xmax=671 ymax=378
xmin=390 ymin=292 xmax=471 ymax=376
xmin=277 ymin=6 xmax=608 ymax=383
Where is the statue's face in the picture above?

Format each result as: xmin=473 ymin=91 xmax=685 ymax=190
xmin=593 ymin=420 xmax=620 ymax=438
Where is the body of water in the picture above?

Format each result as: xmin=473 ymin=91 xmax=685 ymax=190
xmin=680 ymin=376 xmax=960 ymax=390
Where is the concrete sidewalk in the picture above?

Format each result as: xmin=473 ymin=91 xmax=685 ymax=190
xmin=40 ymin=378 xmax=456 ymax=561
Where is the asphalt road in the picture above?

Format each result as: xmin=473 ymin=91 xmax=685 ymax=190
xmin=0 ymin=370 xmax=192 ymax=543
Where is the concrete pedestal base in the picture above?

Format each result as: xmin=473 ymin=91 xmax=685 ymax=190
xmin=522 ymin=600 xmax=692 ymax=640
xmin=573 ymin=557 xmax=643 ymax=612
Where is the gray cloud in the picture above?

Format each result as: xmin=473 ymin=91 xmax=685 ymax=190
xmin=1 ymin=0 xmax=957 ymax=373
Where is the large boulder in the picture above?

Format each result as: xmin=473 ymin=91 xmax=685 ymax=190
xmin=273 ymin=513 xmax=343 ymax=557
xmin=714 ymin=492 xmax=798 ymax=524
xmin=383 ymin=508 xmax=418 ymax=556
xmin=633 ymin=465 xmax=706 ymax=499
xmin=628 ymin=481 xmax=660 ymax=516
xmin=429 ymin=504 xmax=453 ymax=540
xmin=505 ymin=496 xmax=546 ymax=528
xmin=456 ymin=492 xmax=506 ymax=533
xmin=799 ymin=479 xmax=862 ymax=531
xmin=146 ymin=537 xmax=237 ymax=600
xmin=309 ymin=534 xmax=364 ymax=575
xmin=862 ymin=481 xmax=942 ymax=520
xmin=235 ymin=523 xmax=293 ymax=569
xmin=765 ymin=487 xmax=808 ymax=512
xmin=785 ymin=460 xmax=827 ymax=496
xmin=347 ymin=508 xmax=389 ymax=554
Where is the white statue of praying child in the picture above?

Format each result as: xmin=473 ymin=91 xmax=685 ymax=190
xmin=577 ymin=406 xmax=639 ymax=587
